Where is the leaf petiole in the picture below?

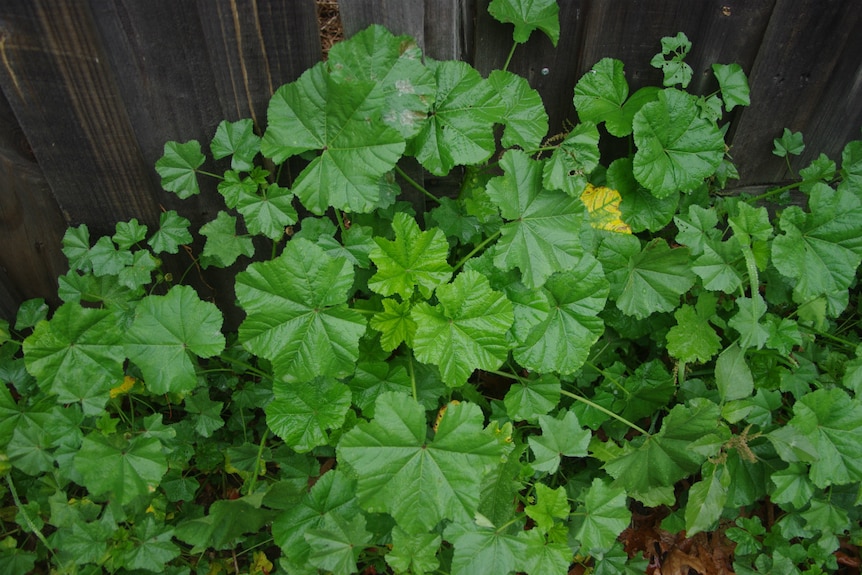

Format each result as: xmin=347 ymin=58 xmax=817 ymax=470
xmin=502 ymin=42 xmax=518 ymax=72
xmin=394 ymin=165 xmax=441 ymax=205
xmin=560 ymin=389 xmax=650 ymax=436
xmin=453 ymin=230 xmax=502 ymax=272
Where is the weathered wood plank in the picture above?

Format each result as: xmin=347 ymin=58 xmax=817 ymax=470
xmin=339 ymin=0 xmax=426 ymax=48
xmin=731 ymin=0 xmax=862 ymax=185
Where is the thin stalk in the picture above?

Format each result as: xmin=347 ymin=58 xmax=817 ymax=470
xmin=743 ymin=181 xmax=799 ymax=203
xmin=334 ymin=209 xmax=347 ymax=236
xmin=195 ymin=169 xmax=225 ymax=180
xmin=394 ymin=165 xmax=440 ymax=205
xmin=453 ymin=230 xmax=502 ymax=272
xmin=5 ymin=474 xmax=60 ymax=564
xmin=407 ymin=352 xmax=418 ymax=402
xmin=560 ymin=389 xmax=650 ymax=436
xmin=502 ymin=42 xmax=518 ymax=72
xmin=585 ymin=360 xmax=627 ymax=395
xmin=739 ymin=241 xmax=760 ymax=299
xmin=245 ymin=428 xmax=270 ymax=495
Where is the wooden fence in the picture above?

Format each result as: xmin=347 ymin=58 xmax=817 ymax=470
xmin=1 ymin=0 xmax=860 ymax=320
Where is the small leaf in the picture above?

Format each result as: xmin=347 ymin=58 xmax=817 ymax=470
xmin=649 ymin=32 xmax=692 ymax=88
xmin=210 ymin=118 xmax=261 ymax=171
xmin=112 ymin=218 xmax=148 ymax=250
xmin=542 ymin=122 xmax=601 ymax=196
xmin=62 ymin=225 xmax=92 ymax=272
xmin=685 ymin=463 xmax=729 ymax=536
xmin=199 ymin=211 xmax=255 ymax=268
xmin=573 ymin=58 xmax=630 ymax=136
xmin=117 ymin=250 xmax=159 ymax=290
xmin=488 ymin=0 xmax=560 ymax=46
xmin=503 ymin=374 xmax=560 ymax=423
xmin=369 ymin=298 xmax=416 ymax=352
xmin=773 ymin=128 xmax=804 ymax=157
xmin=666 ymin=304 xmax=721 ymax=364
xmin=89 ymin=236 xmax=132 ymax=277
xmin=715 ymin=343 xmax=754 ymax=402
xmin=411 ymin=270 xmax=513 ymax=387
xmin=712 ymin=63 xmax=750 ymax=111
xmin=237 ymin=184 xmax=298 ymax=240
xmin=525 ymin=484 xmax=569 ymax=532
xmin=306 ymin=514 xmax=372 ymax=575
xmin=184 ymin=389 xmax=225 ymax=438
xmin=14 ymin=299 xmax=48 ymax=331
xmin=616 ymin=239 xmax=696 ymax=319
xmin=155 ymin=140 xmax=205 ymax=198
xmin=266 ymin=377 xmax=352 ymax=453
xmin=580 ymin=183 xmax=632 ymax=233
xmin=121 ymin=516 xmax=180 ymax=572
xmin=445 ymin=521 xmax=526 ymax=575
xmin=148 ymin=210 xmax=192 ymax=255
xmin=570 ymin=477 xmax=632 ymax=554
xmin=528 ymin=410 xmax=591 ymax=474
xmin=728 ymin=295 xmax=770 ymax=350
xmin=176 ymin=493 xmax=276 ymax=552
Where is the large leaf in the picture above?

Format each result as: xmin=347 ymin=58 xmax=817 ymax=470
xmin=632 ymin=88 xmax=724 ymax=197
xmin=74 ymin=432 xmax=168 ymax=506
xmin=772 ymin=183 xmax=862 ymax=315
xmin=615 ymin=239 xmax=695 ymax=319
xmin=512 ymin=256 xmax=609 ymax=374
xmin=573 ymin=58 xmax=631 ymax=136
xmin=368 ymin=213 xmax=452 ymax=299
xmin=266 ymin=377 xmax=352 ymax=452
xmin=125 ymin=285 xmax=225 ymax=395
xmin=337 ymin=393 xmax=503 ymax=533
xmin=327 ymin=24 xmax=435 ymax=139
xmin=406 ymin=59 xmax=504 ymax=175
xmin=598 ymin=399 xmax=722 ymax=506
xmin=487 ymin=0 xmax=560 ymax=46
xmin=411 ymin=270 xmax=514 ymax=387
xmin=488 ymin=150 xmax=588 ymax=289
xmin=445 ymin=522 xmax=526 ymax=575
xmin=236 ymin=239 xmax=366 ymax=382
xmin=23 ymin=304 xmax=124 ymax=414
xmin=261 ymin=63 xmax=405 ymax=214
xmin=489 ymin=70 xmax=548 ymax=150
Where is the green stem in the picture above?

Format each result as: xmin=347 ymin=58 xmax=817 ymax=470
xmin=560 ymin=389 xmax=650 ymax=436
xmin=5 ymin=474 xmax=60 ymax=564
xmin=245 ymin=429 xmax=270 ymax=495
xmin=334 ymin=209 xmax=347 ymax=236
xmin=739 ymin=241 xmax=760 ymax=299
xmin=584 ymin=360 xmax=627 ymax=395
xmin=744 ymin=181 xmax=799 ymax=203
xmin=502 ymin=42 xmax=518 ymax=72
xmin=195 ymin=169 xmax=225 ymax=180
xmin=394 ymin=165 xmax=440 ymax=205
xmin=453 ymin=230 xmax=502 ymax=272
xmin=407 ymin=352 xmax=418 ymax=402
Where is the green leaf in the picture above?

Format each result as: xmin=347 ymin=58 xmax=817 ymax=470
xmin=23 ymin=304 xmax=124 ymax=414
xmin=729 ymin=295 xmax=769 ymax=350
xmin=317 ymin=224 xmax=375 ymax=268
xmin=772 ymin=183 xmax=862 ymax=315
xmin=386 ymin=526 xmax=441 ymax=575
xmin=489 ymin=70 xmax=548 ymax=150
xmin=155 ymin=140 xmax=205 ymax=198
xmin=406 ymin=59 xmax=504 ymax=176
xmin=520 ymin=529 xmax=572 ymax=575
xmin=503 ymin=374 xmax=560 ymax=422
xmin=570 ymin=477 xmax=632 ymax=554
xmin=62 ymin=224 xmax=92 ymax=272
xmin=427 ymin=197 xmax=483 ymax=244
xmin=176 ymin=493 xmax=276 ymax=552
xmin=479 ymin=444 xmax=526 ymax=528
xmin=488 ymin=150 xmax=588 ymax=289
xmin=337 ymin=392 xmax=503 ymax=533
xmin=266 ymin=377 xmax=351 ymax=452
xmin=125 ymin=285 xmax=225 ymax=395
xmin=685 ymin=462 xmax=729 ymax=536
xmin=649 ymin=32 xmax=692 ymax=88
xmin=666 ymin=304 xmax=721 ymax=364
xmin=236 ymin=184 xmax=298 ymax=240
xmin=799 ymin=153 xmax=837 ymax=192
xmin=183 ymin=388 xmax=224 ymax=438
xmin=610 ymin=157 xmax=678 ymax=232
xmin=445 ymin=521 xmax=525 ymax=575
xmin=117 ymin=250 xmax=159 ymax=290
xmin=236 ymin=238 xmax=366 ymax=383
xmin=712 ymin=63 xmax=750 ymax=111
xmin=525 ymin=483 xmax=569 ymax=532
xmin=89 ymin=236 xmax=132 ymax=277
xmin=599 ymin=399 xmax=722 ymax=506
xmin=112 ymin=218 xmax=148 ymax=250
xmin=616 ymin=239 xmax=695 ymax=319
xmin=148 ymin=210 xmax=192 ymax=255
xmin=50 ymin=518 xmax=111 ymax=566
xmin=368 ymin=213 xmax=452 ymax=299
xmin=674 ymin=205 xmax=720 ymax=255
xmin=199 ymin=211 xmax=255 ymax=268
xmin=691 ymin=239 xmax=744 ymax=293
xmin=411 ymin=270 xmax=513 ymax=386
xmin=573 ymin=58 xmax=631 ymax=136
xmin=327 ymin=25 xmax=435 ymax=139
xmin=715 ymin=342 xmax=754 ymax=402
xmin=348 ymin=361 xmax=412 ymax=417
xmin=14 ymin=299 xmax=47 ymax=331
xmin=74 ymin=431 xmax=168 ymax=505
xmin=210 ymin=118 xmax=260 ymax=171
xmin=121 ymin=516 xmax=180 ymax=572
xmin=769 ymin=463 xmax=816 ymax=508
xmin=788 ymin=388 xmax=862 ymax=487
xmin=633 ymin=88 xmax=724 ymax=197
xmin=306 ymin=514 xmax=372 ymax=575
xmin=773 ymin=128 xmax=804 ymax=157
xmin=542 ymin=122 xmax=601 ymax=196
xmin=262 ymin=63 xmax=405 ymax=213
xmin=528 ymin=410 xmax=591 ymax=474
xmin=512 ymin=257 xmax=609 ymax=375
xmin=488 ymin=0 xmax=560 ymax=45
xmin=369 ymin=298 xmax=416 ymax=352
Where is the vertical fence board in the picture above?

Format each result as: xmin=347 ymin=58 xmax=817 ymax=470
xmin=730 ymin=0 xmax=862 ymax=185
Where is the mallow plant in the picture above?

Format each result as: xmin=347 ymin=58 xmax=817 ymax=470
xmin=2 ymin=0 xmax=862 ymax=573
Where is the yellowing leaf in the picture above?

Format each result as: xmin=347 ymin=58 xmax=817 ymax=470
xmin=109 ymin=375 xmax=140 ymax=398
xmin=250 ymin=550 xmax=274 ymax=575
xmin=433 ymin=400 xmax=461 ymax=433
xmin=580 ymin=184 xmax=632 ymax=234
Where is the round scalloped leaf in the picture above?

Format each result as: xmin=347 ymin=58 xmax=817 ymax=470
xmin=488 ymin=0 xmax=560 ymax=46
xmin=266 ymin=377 xmax=352 ymax=453
xmin=155 ymin=140 xmax=205 ymax=199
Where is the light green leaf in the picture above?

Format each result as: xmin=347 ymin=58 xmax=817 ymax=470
xmin=729 ymin=203 xmax=773 ymax=243
xmin=685 ymin=463 xmax=729 ymax=536
xmin=148 ymin=210 xmax=192 ymax=255
xmin=766 ymin=425 xmax=817 ymax=464
xmin=122 ymin=516 xmax=180 ymax=572
xmin=542 ymin=122 xmax=601 ymax=196
xmin=489 ymin=70 xmax=548 ymax=150
xmin=184 ymin=388 xmax=224 ymax=438
xmin=348 ymin=361 xmax=412 ymax=417
xmin=210 ymin=119 xmax=260 ymax=171
xmin=13 ymin=301 xmax=45 ymax=333
xmin=610 ymin=157 xmax=678 ymax=232
xmin=520 ymin=529 xmax=572 ymax=575
xmin=773 ymin=128 xmax=804 ymax=157
xmin=479 ymin=444 xmax=526 ymax=528
xmin=368 ymin=213 xmax=452 ymax=299
xmin=427 ymin=197 xmax=483 ymax=244
xmin=317 ymin=224 xmax=375 ymax=267
xmin=649 ymin=32 xmax=692 ymax=88
xmin=730 ymin=294 xmax=770 ymax=349
xmin=788 ymin=388 xmax=862 ymax=487
xmin=715 ymin=343 xmax=754 ymax=402
xmin=236 ymin=238 xmax=366 ymax=383
xmin=691 ymin=239 xmax=744 ymax=293
xmin=49 ymin=518 xmax=111 ymax=566
xmin=503 ymin=374 xmax=560 ymax=422
xmin=573 ymin=58 xmax=631 ymax=136
xmin=528 ymin=410 xmax=591 ymax=474
xmin=411 ymin=270 xmax=513 ymax=386
xmin=117 ymin=250 xmax=159 ymax=290
xmin=218 ymin=170 xmax=258 ymax=208
xmin=712 ymin=63 xmax=750 ymax=111
xmin=488 ymin=0 xmax=560 ymax=46
xmin=369 ymin=298 xmax=416 ymax=352
xmin=155 ymin=140 xmax=205 ymax=198
xmin=337 ymin=392 xmax=503 ymax=533
xmin=23 ymin=304 xmax=124 ymax=414
xmin=199 ymin=211 xmax=255 ymax=268
xmin=236 ymin=184 xmax=297 ymax=240
xmin=327 ymin=25 xmax=435 ymax=139
xmin=570 ymin=477 xmax=632 ymax=554
xmin=74 ymin=432 xmax=167 ymax=506
xmin=633 ymin=88 xmax=724 ymax=197
xmin=525 ymin=483 xmax=569 ymax=532
xmin=512 ymin=257 xmax=608 ymax=374
xmin=769 ymin=463 xmax=816 ymax=508
xmin=262 ymin=63 xmax=405 ymax=213
xmin=89 ymin=236 xmax=132 ymax=277
xmin=386 ymin=526 xmax=441 ymax=575
xmin=800 ymin=498 xmax=851 ymax=537
xmin=666 ymin=304 xmax=721 ymax=364
xmin=599 ymin=399 xmax=722 ymax=506
xmin=406 ymin=59 xmax=504 ymax=176
xmin=62 ymin=225 xmax=92 ymax=272
xmin=616 ymin=239 xmax=695 ymax=319
xmin=445 ymin=521 xmax=526 ymax=575
xmin=112 ymin=218 xmax=148 ymax=250
xmin=674 ymin=205 xmax=720 ymax=256
xmin=125 ymin=285 xmax=225 ymax=395
xmin=306 ymin=514 xmax=372 ymax=575
xmin=267 ymin=377 xmax=351 ymax=452
xmin=488 ymin=150 xmax=587 ymax=289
